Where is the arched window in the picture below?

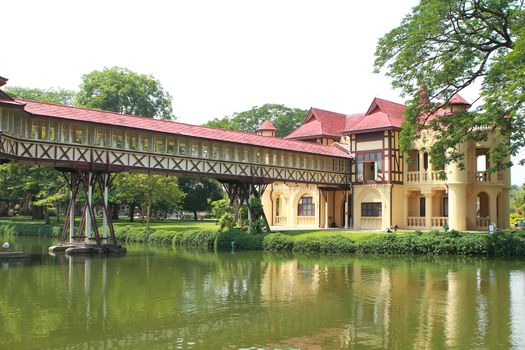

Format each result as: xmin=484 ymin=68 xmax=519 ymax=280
xmin=275 ymin=197 xmax=281 ymax=216
xmin=298 ymin=196 xmax=315 ymax=216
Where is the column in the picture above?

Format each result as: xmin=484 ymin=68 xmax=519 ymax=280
xmin=425 ymin=193 xmax=433 ymax=229
xmin=419 ymin=150 xmax=425 ymax=181
xmin=69 ymin=173 xmax=75 ymax=242
xmin=85 ymin=173 xmax=93 ymax=243
xmin=448 ymin=185 xmax=467 ymax=231
xmin=344 ymin=192 xmax=349 ymax=229
xmin=324 ymin=191 xmax=329 ymax=229
xmin=489 ymin=191 xmax=498 ymax=228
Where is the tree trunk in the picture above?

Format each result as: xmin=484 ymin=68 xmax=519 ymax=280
xmin=146 ymin=202 xmax=151 ymax=228
xmin=140 ymin=204 xmax=145 ymax=224
xmin=32 ymin=205 xmax=44 ymax=220
xmin=111 ymin=203 xmax=120 ymax=221
xmin=193 ymin=211 xmax=198 ymax=221
xmin=129 ymin=205 xmax=135 ymax=222
xmin=43 ymin=206 xmax=50 ymax=225
xmin=21 ymin=192 xmax=31 ymax=215
xmin=56 ymin=203 xmax=60 ymax=223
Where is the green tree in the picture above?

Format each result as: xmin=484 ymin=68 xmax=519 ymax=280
xmin=205 ymin=104 xmax=307 ymax=137
xmin=114 ymin=173 xmax=183 ymax=226
xmin=178 ymin=177 xmax=223 ymax=220
xmin=374 ymin=0 xmax=525 ymax=171
xmin=4 ymin=86 xmax=75 ymax=105
xmin=75 ymin=66 xmax=174 ymax=120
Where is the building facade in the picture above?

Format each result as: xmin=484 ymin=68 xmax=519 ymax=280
xmin=262 ymin=95 xmax=511 ymax=231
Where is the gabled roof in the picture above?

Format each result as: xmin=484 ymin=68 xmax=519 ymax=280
xmin=344 ymin=97 xmax=406 ymax=134
xmin=448 ymin=93 xmax=470 ymax=106
xmin=285 ymin=107 xmax=347 ymax=140
xmin=0 ymin=96 xmax=349 ymax=158
xmin=257 ymin=120 xmax=277 ymax=131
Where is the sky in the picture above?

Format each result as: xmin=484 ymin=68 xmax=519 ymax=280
xmin=2 ymin=0 xmax=524 ymax=184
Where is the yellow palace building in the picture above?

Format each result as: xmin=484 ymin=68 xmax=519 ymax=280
xmin=260 ymin=95 xmax=511 ymax=231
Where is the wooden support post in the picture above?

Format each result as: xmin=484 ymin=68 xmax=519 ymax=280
xmin=102 ymin=173 xmax=109 ymax=240
xmin=85 ymin=172 xmax=93 ymax=244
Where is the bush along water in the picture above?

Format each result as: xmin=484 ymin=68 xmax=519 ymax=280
xmin=0 ymin=222 xmax=62 ymax=237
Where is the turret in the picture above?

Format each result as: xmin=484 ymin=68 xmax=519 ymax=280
xmin=256 ymin=120 xmax=277 ymax=137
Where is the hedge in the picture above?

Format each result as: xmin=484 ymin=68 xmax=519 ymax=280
xmin=216 ymin=229 xmax=266 ymax=250
xmin=0 ymin=222 xmax=62 ymax=237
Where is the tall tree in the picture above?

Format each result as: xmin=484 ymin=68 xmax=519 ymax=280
xmin=114 ymin=173 xmax=183 ymax=225
xmin=205 ymin=104 xmax=307 ymax=137
xmin=4 ymin=86 xmax=75 ymax=105
xmin=374 ymin=0 xmax=525 ymax=171
xmin=178 ymin=177 xmax=223 ymax=220
xmin=75 ymin=66 xmax=175 ymax=120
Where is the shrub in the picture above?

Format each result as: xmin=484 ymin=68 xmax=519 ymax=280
xmin=174 ymin=230 xmax=217 ymax=249
xmin=0 ymin=222 xmax=63 ymax=237
xmin=216 ymin=229 xmax=266 ymax=250
xmin=263 ymin=233 xmax=294 ymax=252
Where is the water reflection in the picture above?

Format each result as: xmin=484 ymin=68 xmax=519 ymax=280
xmin=0 ymin=238 xmax=524 ymax=349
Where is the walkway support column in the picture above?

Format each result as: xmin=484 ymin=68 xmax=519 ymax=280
xmin=69 ymin=173 xmax=75 ymax=242
xmin=85 ymin=172 xmax=93 ymax=244
xmin=102 ymin=173 xmax=109 ymax=240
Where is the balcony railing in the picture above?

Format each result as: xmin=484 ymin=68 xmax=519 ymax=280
xmin=430 ymin=217 xmax=448 ymax=227
xmin=274 ymin=216 xmax=287 ymax=225
xmin=476 ymin=171 xmax=504 ymax=184
xmin=297 ymin=216 xmax=315 ymax=226
xmin=405 ymin=171 xmax=444 ymax=184
xmin=407 ymin=217 xmax=426 ymax=228
xmin=476 ymin=216 xmax=490 ymax=229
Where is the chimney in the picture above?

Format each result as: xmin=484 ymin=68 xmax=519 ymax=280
xmin=256 ymin=120 xmax=277 ymax=137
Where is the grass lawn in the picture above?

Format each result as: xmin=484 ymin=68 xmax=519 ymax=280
xmin=113 ymin=219 xmax=218 ymax=233
xmin=278 ymin=229 xmax=412 ymax=242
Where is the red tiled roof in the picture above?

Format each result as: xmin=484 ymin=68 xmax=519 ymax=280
xmin=448 ymin=93 xmax=470 ymax=105
xmin=0 ymin=76 xmax=7 ymax=87
xmin=8 ymin=98 xmax=349 ymax=158
xmin=344 ymin=98 xmax=406 ymax=133
xmin=285 ymin=107 xmax=346 ymax=140
xmin=257 ymin=120 xmax=277 ymax=131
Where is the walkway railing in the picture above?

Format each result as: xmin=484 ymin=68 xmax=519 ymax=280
xmin=475 ymin=171 xmax=503 ymax=184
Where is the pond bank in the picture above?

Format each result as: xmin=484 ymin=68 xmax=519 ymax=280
xmin=1 ymin=220 xmax=525 ymax=257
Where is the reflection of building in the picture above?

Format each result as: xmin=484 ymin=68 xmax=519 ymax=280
xmin=262 ymin=95 xmax=511 ymax=230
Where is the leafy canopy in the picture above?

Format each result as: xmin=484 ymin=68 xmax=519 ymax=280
xmin=374 ymin=0 xmax=525 ymax=170
xmin=75 ymin=66 xmax=175 ymax=120
xmin=4 ymin=86 xmax=75 ymax=105
xmin=205 ymin=103 xmax=307 ymax=137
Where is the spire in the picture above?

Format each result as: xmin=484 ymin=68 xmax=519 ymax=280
xmin=256 ymin=120 xmax=277 ymax=137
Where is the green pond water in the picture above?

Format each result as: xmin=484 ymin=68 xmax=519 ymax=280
xmin=1 ymin=236 xmax=525 ymax=350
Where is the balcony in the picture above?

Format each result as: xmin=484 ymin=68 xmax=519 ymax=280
xmin=407 ymin=217 xmax=426 ymax=228
xmin=475 ymin=171 xmax=503 ymax=184
xmin=274 ymin=216 xmax=287 ymax=226
xmin=406 ymin=216 xmax=449 ymax=229
xmin=297 ymin=216 xmax=315 ymax=226
xmin=405 ymin=171 xmax=444 ymax=185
